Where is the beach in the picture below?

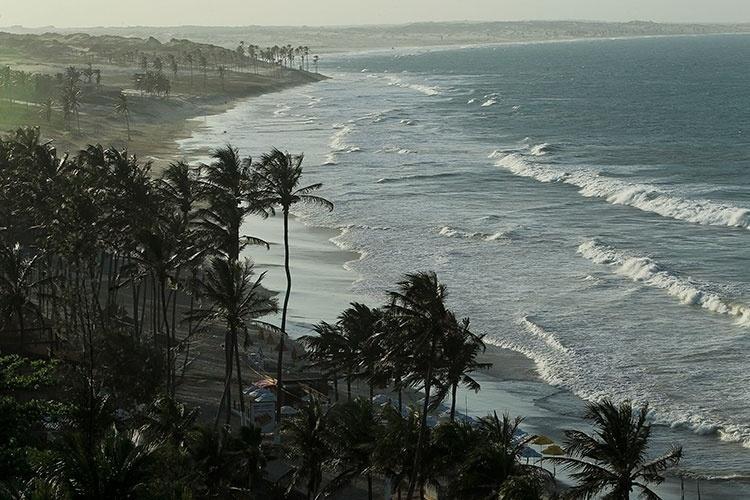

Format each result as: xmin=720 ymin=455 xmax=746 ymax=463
xmin=174 ymin=34 xmax=750 ymax=497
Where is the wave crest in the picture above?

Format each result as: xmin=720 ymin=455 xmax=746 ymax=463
xmin=578 ymin=240 xmax=750 ymax=325
xmin=492 ymin=152 xmax=750 ymax=229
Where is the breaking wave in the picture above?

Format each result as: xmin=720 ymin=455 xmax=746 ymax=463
xmin=437 ymin=225 xmax=516 ymax=243
xmin=385 ymin=76 xmax=441 ymax=96
xmin=490 ymin=151 xmax=750 ymax=229
xmin=578 ymin=240 xmax=750 ymax=325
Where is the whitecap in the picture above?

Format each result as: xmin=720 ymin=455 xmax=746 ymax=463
xmin=578 ymin=239 xmax=750 ymax=325
xmin=493 ymin=152 xmax=750 ymax=229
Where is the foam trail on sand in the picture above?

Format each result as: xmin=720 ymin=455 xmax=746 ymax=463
xmin=491 ymin=151 xmax=750 ymax=229
xmin=578 ymin=239 xmax=750 ymax=325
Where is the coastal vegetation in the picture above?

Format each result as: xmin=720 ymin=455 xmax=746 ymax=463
xmin=0 ymin=31 xmax=324 ymax=160
xmin=0 ymin=125 xmax=686 ymax=498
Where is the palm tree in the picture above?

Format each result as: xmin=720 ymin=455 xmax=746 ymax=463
xmin=39 ymin=97 xmax=54 ymax=124
xmin=555 ymin=399 xmax=682 ymax=499
xmin=63 ymin=82 xmax=82 ymax=133
xmin=436 ymin=315 xmax=491 ymax=421
xmin=252 ymin=148 xmax=333 ymax=429
xmin=325 ymin=398 xmax=379 ymax=500
xmin=0 ymin=242 xmax=49 ymax=346
xmin=189 ymin=258 xmax=278 ymax=427
xmin=338 ymin=303 xmax=384 ymax=399
xmin=38 ymin=425 xmax=162 ymax=499
xmin=448 ymin=412 xmax=551 ymax=499
xmin=300 ymin=321 xmax=347 ymax=401
xmin=386 ymin=271 xmax=452 ymax=499
xmin=281 ymin=396 xmax=331 ymax=500
xmin=114 ymin=91 xmax=131 ymax=141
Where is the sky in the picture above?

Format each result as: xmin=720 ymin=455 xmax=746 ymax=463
xmin=1 ymin=0 xmax=749 ymax=27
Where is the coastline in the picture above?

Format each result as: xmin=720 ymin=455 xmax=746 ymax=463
xmin=171 ymin=64 xmax=750 ymax=499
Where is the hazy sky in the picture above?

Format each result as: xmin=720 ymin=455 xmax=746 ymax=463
xmin=1 ymin=0 xmax=749 ymax=27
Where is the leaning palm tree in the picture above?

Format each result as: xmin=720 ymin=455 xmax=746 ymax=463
xmin=114 ymin=91 xmax=131 ymax=141
xmin=554 ymin=399 xmax=682 ymax=499
xmin=189 ymin=257 xmax=278 ymax=427
xmin=252 ymin=148 xmax=333 ymax=428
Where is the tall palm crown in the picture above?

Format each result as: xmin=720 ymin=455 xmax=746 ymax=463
xmin=338 ymin=303 xmax=385 ymax=397
xmin=198 ymin=146 xmax=268 ymax=260
xmin=252 ymin=148 xmax=334 ymax=215
xmin=435 ymin=315 xmax=491 ymax=421
xmin=386 ymin=271 xmax=453 ymax=500
xmin=251 ymin=147 xmax=332 ymax=429
xmin=189 ymin=258 xmax=278 ymax=343
xmin=556 ymin=399 xmax=682 ymax=500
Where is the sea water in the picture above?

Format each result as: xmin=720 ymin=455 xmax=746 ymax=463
xmin=179 ymin=34 xmax=750 ymax=490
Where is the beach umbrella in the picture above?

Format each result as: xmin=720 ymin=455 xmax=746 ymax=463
xmin=542 ymin=444 xmax=565 ymax=456
xmin=532 ymin=435 xmax=554 ymax=446
xmin=519 ymin=446 xmax=542 ymax=459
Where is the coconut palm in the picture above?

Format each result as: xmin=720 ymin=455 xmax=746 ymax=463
xmin=300 ymin=321 xmax=347 ymax=401
xmin=435 ymin=315 xmax=490 ymax=421
xmin=281 ymin=396 xmax=331 ymax=500
xmin=386 ymin=271 xmax=452 ymax=499
xmin=252 ymin=148 xmax=333 ymax=428
xmin=189 ymin=257 xmax=278 ymax=427
xmin=198 ymin=145 xmax=268 ymax=262
xmin=338 ymin=303 xmax=384 ymax=399
xmin=555 ymin=399 xmax=682 ymax=499
xmin=324 ymin=398 xmax=379 ymax=500
xmin=38 ymin=425 xmax=162 ymax=499
xmin=0 ymin=242 xmax=50 ymax=346
xmin=61 ymin=82 xmax=82 ymax=133
xmin=39 ymin=97 xmax=54 ymax=124
xmin=113 ymin=91 xmax=131 ymax=141
xmin=449 ymin=412 xmax=551 ymax=499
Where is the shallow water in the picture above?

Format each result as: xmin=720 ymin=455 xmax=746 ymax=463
xmin=179 ymin=34 xmax=750 ymax=489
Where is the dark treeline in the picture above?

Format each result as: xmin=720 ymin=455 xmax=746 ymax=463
xmin=0 ymin=127 xmax=682 ymax=499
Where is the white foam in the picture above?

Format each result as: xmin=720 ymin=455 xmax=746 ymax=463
xmin=437 ymin=225 xmax=514 ymax=243
xmin=529 ymin=143 xmax=553 ymax=156
xmin=481 ymin=98 xmax=497 ymax=107
xmin=385 ymin=76 xmax=441 ymax=96
xmin=578 ymin=240 xmax=750 ymax=325
xmin=492 ymin=152 xmax=750 ymax=229
xmin=518 ymin=316 xmax=570 ymax=354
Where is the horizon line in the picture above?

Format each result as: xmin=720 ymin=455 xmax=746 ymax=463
xmin=3 ymin=19 xmax=750 ymax=31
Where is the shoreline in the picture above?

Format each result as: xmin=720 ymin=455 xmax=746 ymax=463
xmin=171 ymin=69 xmax=750 ymax=499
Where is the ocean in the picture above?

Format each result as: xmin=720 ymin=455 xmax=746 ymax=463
xmin=179 ymin=34 xmax=750 ymax=493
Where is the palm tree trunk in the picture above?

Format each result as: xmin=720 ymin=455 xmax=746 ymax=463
xmin=450 ymin=383 xmax=458 ymax=422
xmin=347 ymin=375 xmax=352 ymax=401
xmin=233 ymin=329 xmax=246 ymax=425
xmin=275 ymin=209 xmax=292 ymax=429
xmin=367 ymin=474 xmax=373 ymax=500
xmin=407 ymin=334 xmax=438 ymax=500
xmin=333 ymin=372 xmax=339 ymax=402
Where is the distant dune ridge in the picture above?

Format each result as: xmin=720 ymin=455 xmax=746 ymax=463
xmin=3 ymin=20 xmax=750 ymax=53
